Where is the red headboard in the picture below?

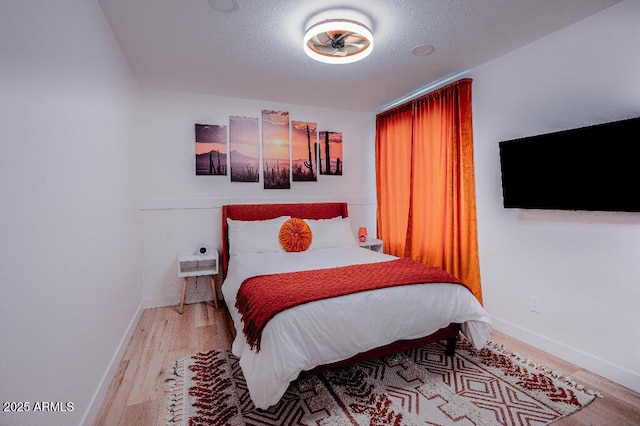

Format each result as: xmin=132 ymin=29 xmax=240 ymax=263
xmin=221 ymin=202 xmax=349 ymax=279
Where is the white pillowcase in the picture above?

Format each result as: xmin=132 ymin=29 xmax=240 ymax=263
xmin=306 ymin=216 xmax=359 ymax=250
xmin=227 ymin=216 xmax=290 ymax=256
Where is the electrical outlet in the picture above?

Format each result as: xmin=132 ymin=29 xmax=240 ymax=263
xmin=529 ymin=296 xmax=540 ymax=313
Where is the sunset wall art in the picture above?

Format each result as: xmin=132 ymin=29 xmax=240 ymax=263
xmin=262 ymin=110 xmax=291 ymax=189
xmin=291 ymin=121 xmax=318 ymax=182
xmin=229 ymin=116 xmax=260 ymax=182
xmin=193 ymin=110 xmax=342 ymax=186
xmin=319 ymin=131 xmax=343 ymax=175
xmin=195 ymin=123 xmax=227 ymax=176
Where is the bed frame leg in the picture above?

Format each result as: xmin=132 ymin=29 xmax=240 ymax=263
xmin=445 ymin=335 xmax=457 ymax=357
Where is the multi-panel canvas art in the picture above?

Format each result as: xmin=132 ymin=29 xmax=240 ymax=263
xmin=195 ymin=124 xmax=227 ymax=176
xmin=319 ymin=131 xmax=343 ymax=175
xmin=194 ymin=111 xmax=342 ymax=186
xmin=291 ymin=121 xmax=318 ymax=181
xmin=262 ymin=110 xmax=291 ymax=189
xmin=229 ymin=116 xmax=260 ymax=182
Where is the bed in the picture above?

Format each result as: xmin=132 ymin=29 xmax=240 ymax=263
xmin=220 ymin=202 xmax=492 ymax=410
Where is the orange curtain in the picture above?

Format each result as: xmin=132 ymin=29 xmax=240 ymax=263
xmin=375 ymin=103 xmax=413 ymax=257
xmin=375 ymin=78 xmax=482 ymax=303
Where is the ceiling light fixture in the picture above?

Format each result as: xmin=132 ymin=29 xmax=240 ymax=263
xmin=303 ymin=18 xmax=373 ymax=64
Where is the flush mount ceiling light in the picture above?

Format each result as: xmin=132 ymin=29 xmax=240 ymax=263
xmin=304 ymin=18 xmax=373 ymax=64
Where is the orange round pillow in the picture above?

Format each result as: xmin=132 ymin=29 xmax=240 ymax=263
xmin=279 ymin=218 xmax=312 ymax=252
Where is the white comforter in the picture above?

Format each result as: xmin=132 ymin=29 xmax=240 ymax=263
xmin=221 ymin=247 xmax=492 ymax=409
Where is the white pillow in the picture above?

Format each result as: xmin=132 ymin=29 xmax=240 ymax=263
xmin=227 ymin=216 xmax=290 ymax=256
xmin=306 ymin=217 xmax=359 ymax=250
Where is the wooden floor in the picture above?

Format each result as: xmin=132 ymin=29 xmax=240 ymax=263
xmin=94 ymin=302 xmax=640 ymax=425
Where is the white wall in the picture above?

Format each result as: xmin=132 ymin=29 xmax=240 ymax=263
xmin=0 ymin=1 xmax=141 ymax=425
xmin=137 ymin=89 xmax=376 ymax=307
xmin=470 ymin=0 xmax=640 ymax=392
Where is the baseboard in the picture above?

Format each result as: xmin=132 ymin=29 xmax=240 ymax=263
xmin=80 ymin=301 xmax=145 ymax=426
xmin=143 ymin=292 xmax=216 ymax=309
xmin=491 ymin=315 xmax=640 ymax=394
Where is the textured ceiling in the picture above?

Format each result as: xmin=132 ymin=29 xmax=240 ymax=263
xmin=97 ymin=0 xmax=621 ymax=112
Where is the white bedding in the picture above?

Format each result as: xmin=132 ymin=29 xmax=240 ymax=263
xmin=221 ymin=246 xmax=492 ymax=409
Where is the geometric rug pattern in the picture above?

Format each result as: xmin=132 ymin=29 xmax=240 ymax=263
xmin=166 ymin=338 xmax=596 ymax=425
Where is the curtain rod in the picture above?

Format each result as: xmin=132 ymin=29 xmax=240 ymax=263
xmin=376 ymin=69 xmax=471 ymax=113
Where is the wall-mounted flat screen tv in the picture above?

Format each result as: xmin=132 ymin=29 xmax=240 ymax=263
xmin=499 ymin=116 xmax=640 ymax=212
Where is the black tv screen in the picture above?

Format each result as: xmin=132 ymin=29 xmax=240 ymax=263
xmin=499 ymin=116 xmax=640 ymax=212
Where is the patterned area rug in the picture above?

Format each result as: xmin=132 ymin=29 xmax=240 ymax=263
xmin=166 ymin=339 xmax=598 ymax=425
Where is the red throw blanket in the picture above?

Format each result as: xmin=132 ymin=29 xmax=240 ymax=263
xmin=235 ymin=257 xmax=469 ymax=352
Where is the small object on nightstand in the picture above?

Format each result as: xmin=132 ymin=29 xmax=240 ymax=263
xmin=194 ymin=244 xmax=210 ymax=255
xmin=177 ymin=250 xmax=219 ymax=313
xmin=358 ymin=237 xmax=383 ymax=253
xmin=358 ymin=226 xmax=368 ymax=242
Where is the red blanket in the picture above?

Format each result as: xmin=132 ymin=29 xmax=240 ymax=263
xmin=235 ymin=257 xmax=468 ymax=352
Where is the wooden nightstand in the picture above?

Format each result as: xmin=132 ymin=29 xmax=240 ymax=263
xmin=177 ymin=250 xmax=219 ymax=313
xmin=358 ymin=238 xmax=383 ymax=253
